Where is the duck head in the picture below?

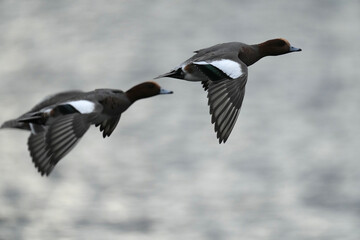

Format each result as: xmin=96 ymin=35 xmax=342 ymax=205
xmin=126 ymin=81 xmax=173 ymax=102
xmin=259 ymin=38 xmax=301 ymax=57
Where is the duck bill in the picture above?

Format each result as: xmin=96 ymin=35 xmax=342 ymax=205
xmin=289 ymin=46 xmax=302 ymax=52
xmin=159 ymin=88 xmax=173 ymax=94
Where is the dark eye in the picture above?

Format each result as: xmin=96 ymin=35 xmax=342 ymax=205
xmin=148 ymin=84 xmax=155 ymax=89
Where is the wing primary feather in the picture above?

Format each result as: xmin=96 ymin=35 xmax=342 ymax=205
xmin=49 ymin=131 xmax=74 ymax=147
xmin=213 ymin=100 xmax=234 ymax=127
xmin=216 ymin=102 xmax=233 ymax=133
xmin=49 ymin=130 xmax=76 ymax=153
xmin=28 ymin=133 xmax=53 ymax=176
xmin=218 ymin=106 xmax=237 ymax=134
xmin=222 ymin=110 xmax=240 ymax=143
xmin=51 ymin=138 xmax=78 ymax=162
xmin=211 ymin=98 xmax=232 ymax=125
xmin=211 ymin=94 xmax=229 ymax=113
xmin=219 ymin=89 xmax=244 ymax=142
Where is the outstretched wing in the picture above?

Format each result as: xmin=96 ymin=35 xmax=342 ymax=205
xmin=28 ymin=131 xmax=53 ymax=176
xmin=206 ymin=77 xmax=247 ymax=143
xmin=28 ymin=114 xmax=91 ymax=176
xmin=46 ymin=114 xmax=91 ymax=166
xmin=193 ymin=59 xmax=248 ymax=143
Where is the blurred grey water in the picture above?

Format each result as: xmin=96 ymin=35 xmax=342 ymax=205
xmin=0 ymin=0 xmax=360 ymax=239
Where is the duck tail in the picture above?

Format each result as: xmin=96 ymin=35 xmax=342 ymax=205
xmin=0 ymin=119 xmax=29 ymax=131
xmin=17 ymin=114 xmax=43 ymax=124
xmin=1 ymin=112 xmax=45 ymax=131
xmin=154 ymin=68 xmax=184 ymax=80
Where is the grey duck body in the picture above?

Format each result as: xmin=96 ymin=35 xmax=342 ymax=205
xmin=1 ymin=82 xmax=172 ymax=176
xmin=155 ymin=38 xmax=301 ymax=143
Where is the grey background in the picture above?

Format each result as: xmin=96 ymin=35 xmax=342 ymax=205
xmin=0 ymin=1 xmax=359 ymax=239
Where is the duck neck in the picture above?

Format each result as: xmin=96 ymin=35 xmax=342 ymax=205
xmin=125 ymin=89 xmax=141 ymax=103
xmin=239 ymin=45 xmax=263 ymax=67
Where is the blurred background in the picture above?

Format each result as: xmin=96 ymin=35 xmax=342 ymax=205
xmin=0 ymin=0 xmax=359 ymax=239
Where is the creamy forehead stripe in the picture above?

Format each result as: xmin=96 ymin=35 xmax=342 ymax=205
xmin=194 ymin=60 xmax=243 ymax=79
xmin=65 ymin=100 xmax=95 ymax=114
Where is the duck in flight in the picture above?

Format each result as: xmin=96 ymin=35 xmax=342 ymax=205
xmin=155 ymin=38 xmax=301 ymax=143
xmin=1 ymin=81 xmax=173 ymax=176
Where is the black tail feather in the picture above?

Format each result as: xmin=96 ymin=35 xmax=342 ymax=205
xmin=18 ymin=113 xmax=46 ymax=125
xmin=154 ymin=68 xmax=184 ymax=79
xmin=0 ymin=119 xmax=29 ymax=131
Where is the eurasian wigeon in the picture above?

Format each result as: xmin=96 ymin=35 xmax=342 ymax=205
xmin=1 ymin=81 xmax=173 ymax=176
xmin=155 ymin=38 xmax=301 ymax=143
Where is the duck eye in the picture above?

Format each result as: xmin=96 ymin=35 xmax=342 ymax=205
xmin=148 ymin=84 xmax=155 ymax=89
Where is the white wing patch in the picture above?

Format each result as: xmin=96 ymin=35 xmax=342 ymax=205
xmin=66 ymin=100 xmax=96 ymax=114
xmin=194 ymin=59 xmax=243 ymax=79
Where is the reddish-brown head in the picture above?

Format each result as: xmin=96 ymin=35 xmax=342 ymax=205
xmin=259 ymin=38 xmax=301 ymax=57
xmin=126 ymin=81 xmax=173 ymax=103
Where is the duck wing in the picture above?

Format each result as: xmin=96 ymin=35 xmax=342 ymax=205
xmin=28 ymin=114 xmax=91 ymax=176
xmin=28 ymin=131 xmax=52 ymax=176
xmin=193 ymin=58 xmax=248 ymax=143
xmin=95 ymin=115 xmax=121 ymax=138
